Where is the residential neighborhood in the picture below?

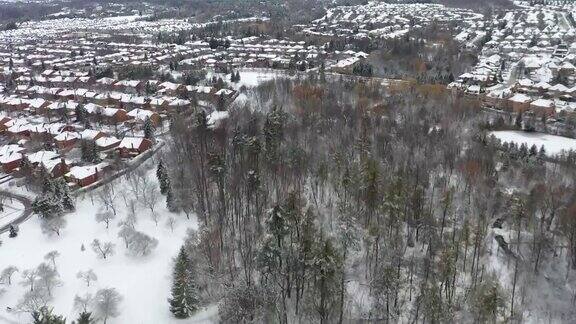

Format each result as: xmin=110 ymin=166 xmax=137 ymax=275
xmin=450 ymin=1 xmax=576 ymax=129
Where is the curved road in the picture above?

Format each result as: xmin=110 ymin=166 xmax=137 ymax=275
xmin=0 ymin=191 xmax=33 ymax=235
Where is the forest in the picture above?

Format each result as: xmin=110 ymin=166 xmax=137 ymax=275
xmin=161 ymin=74 xmax=576 ymax=322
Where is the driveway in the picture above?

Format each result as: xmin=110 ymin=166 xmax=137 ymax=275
xmin=0 ymin=191 xmax=33 ymax=234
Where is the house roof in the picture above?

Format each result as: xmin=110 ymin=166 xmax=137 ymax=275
xmin=80 ymin=129 xmax=103 ymax=140
xmin=509 ymin=93 xmax=532 ymax=103
xmin=27 ymin=150 xmax=59 ymax=164
xmin=531 ymin=98 xmax=554 ymax=108
xmin=66 ymin=162 xmax=109 ymax=180
xmin=0 ymin=144 xmax=24 ymax=157
xmin=95 ymin=136 xmax=120 ymax=148
xmin=127 ymin=108 xmax=155 ymax=121
xmin=118 ymin=137 xmax=146 ymax=149
xmin=0 ymin=152 xmax=22 ymax=164
xmin=158 ymin=81 xmax=182 ymax=90
xmin=54 ymin=131 xmax=80 ymax=142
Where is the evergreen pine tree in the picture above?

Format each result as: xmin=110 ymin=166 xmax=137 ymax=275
xmin=519 ymin=143 xmax=529 ymax=159
xmin=72 ymin=311 xmax=94 ymax=324
xmin=40 ymin=167 xmax=55 ymax=194
xmin=537 ymin=145 xmax=546 ymax=164
xmin=166 ymin=187 xmax=178 ymax=212
xmin=9 ymin=225 xmax=18 ymax=238
xmin=75 ymin=104 xmax=88 ymax=123
xmin=168 ymin=246 xmax=199 ymax=318
xmin=144 ymin=117 xmax=155 ymax=140
xmin=80 ymin=140 xmax=88 ymax=162
xmin=32 ymin=196 xmax=53 ymax=219
xmin=156 ymin=160 xmax=170 ymax=195
xmin=84 ymin=141 xmax=99 ymax=163
xmin=32 ymin=306 xmax=66 ymax=324
xmin=20 ymin=156 xmax=33 ymax=178
xmin=529 ymin=144 xmax=538 ymax=156
xmin=58 ymin=179 xmax=75 ymax=212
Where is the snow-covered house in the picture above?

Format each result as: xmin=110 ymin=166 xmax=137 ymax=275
xmin=65 ymin=162 xmax=110 ymax=187
xmin=0 ymin=144 xmax=25 ymax=173
xmin=54 ymin=131 xmax=80 ymax=150
xmin=95 ymin=136 xmax=121 ymax=151
xmin=117 ymin=137 xmax=152 ymax=158
xmin=530 ymin=98 xmax=555 ymax=116
xmin=508 ymin=93 xmax=532 ymax=112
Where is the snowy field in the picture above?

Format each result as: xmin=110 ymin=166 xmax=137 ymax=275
xmin=207 ymin=69 xmax=289 ymax=90
xmin=490 ymin=130 xmax=576 ymax=156
xmin=0 ymin=158 xmax=217 ymax=323
xmin=0 ymin=199 xmax=25 ymax=229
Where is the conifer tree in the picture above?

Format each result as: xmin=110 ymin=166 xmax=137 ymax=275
xmin=537 ymin=145 xmax=546 ymax=163
xmin=9 ymin=225 xmax=18 ymax=238
xmin=32 ymin=306 xmax=66 ymax=324
xmin=529 ymin=144 xmax=538 ymax=156
xmin=156 ymin=160 xmax=171 ymax=195
xmin=144 ymin=117 xmax=155 ymax=140
xmin=73 ymin=311 xmax=94 ymax=324
xmin=166 ymin=188 xmax=178 ymax=212
xmin=20 ymin=156 xmax=33 ymax=178
xmin=75 ymin=104 xmax=88 ymax=123
xmin=57 ymin=179 xmax=75 ymax=212
xmin=168 ymin=246 xmax=199 ymax=318
xmin=81 ymin=140 xmax=99 ymax=163
xmin=80 ymin=140 xmax=88 ymax=162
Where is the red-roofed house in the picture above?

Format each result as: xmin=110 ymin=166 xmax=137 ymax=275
xmin=117 ymin=137 xmax=152 ymax=158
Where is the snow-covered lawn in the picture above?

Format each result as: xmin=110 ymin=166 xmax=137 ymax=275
xmin=233 ymin=70 xmax=283 ymax=88
xmin=0 ymin=199 xmax=25 ymax=229
xmin=0 ymin=160 xmax=217 ymax=323
xmin=490 ymin=130 xmax=576 ymax=156
xmin=207 ymin=69 xmax=288 ymax=90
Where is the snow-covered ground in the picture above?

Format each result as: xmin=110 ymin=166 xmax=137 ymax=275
xmin=490 ymin=130 xmax=576 ymax=156
xmin=206 ymin=69 xmax=287 ymax=90
xmin=0 ymin=199 xmax=25 ymax=229
xmin=232 ymin=70 xmax=282 ymax=88
xmin=0 ymin=158 xmax=217 ymax=323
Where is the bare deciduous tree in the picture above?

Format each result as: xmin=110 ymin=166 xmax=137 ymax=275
xmin=73 ymin=293 xmax=93 ymax=313
xmin=96 ymin=210 xmax=116 ymax=229
xmin=166 ymin=217 xmax=176 ymax=232
xmin=0 ymin=266 xmax=18 ymax=285
xmin=98 ymin=185 xmax=117 ymax=216
xmin=94 ymin=288 xmax=122 ymax=324
xmin=91 ymin=239 xmax=115 ymax=259
xmin=20 ymin=269 xmax=37 ymax=292
xmin=118 ymin=225 xmax=136 ymax=248
xmin=40 ymin=216 xmax=66 ymax=236
xmin=16 ymin=286 xmax=51 ymax=314
xmin=77 ymin=269 xmax=98 ymax=287
xmin=127 ymin=231 xmax=158 ymax=257
xmin=36 ymin=262 xmax=61 ymax=297
xmin=142 ymin=184 xmax=160 ymax=218
xmin=44 ymin=251 xmax=60 ymax=270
